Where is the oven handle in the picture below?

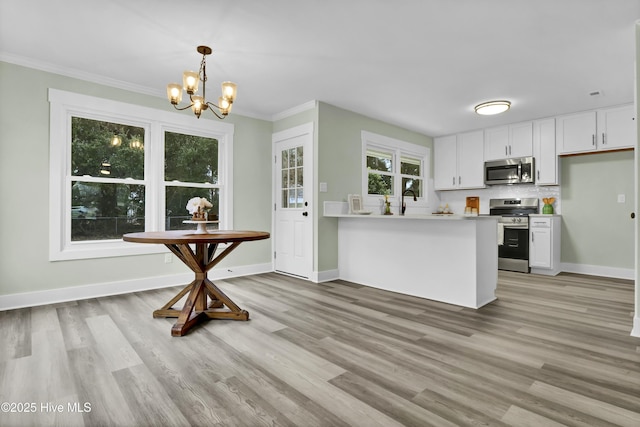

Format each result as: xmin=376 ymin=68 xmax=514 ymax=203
xmin=502 ymin=224 xmax=529 ymax=230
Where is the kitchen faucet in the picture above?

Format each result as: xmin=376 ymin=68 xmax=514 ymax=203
xmin=401 ymin=189 xmax=417 ymax=215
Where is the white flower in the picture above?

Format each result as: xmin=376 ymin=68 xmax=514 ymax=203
xmin=186 ymin=197 xmax=212 ymax=214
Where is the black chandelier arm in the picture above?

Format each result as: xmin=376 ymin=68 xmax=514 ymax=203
xmin=205 ymin=102 xmax=227 ymax=119
xmin=172 ymin=104 xmax=194 ymax=111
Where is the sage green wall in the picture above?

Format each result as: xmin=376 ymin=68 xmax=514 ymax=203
xmin=272 ymin=106 xmax=318 ymax=134
xmin=560 ymin=151 xmax=634 ymax=269
xmin=0 ymin=61 xmax=272 ymax=296
xmin=316 ymin=102 xmax=433 ymax=272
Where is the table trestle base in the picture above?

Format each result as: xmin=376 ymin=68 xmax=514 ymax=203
xmin=153 ymin=241 xmax=249 ymax=336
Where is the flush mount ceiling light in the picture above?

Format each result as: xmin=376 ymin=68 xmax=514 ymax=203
xmin=166 ymin=45 xmax=237 ymax=119
xmin=474 ymin=100 xmax=511 ymax=116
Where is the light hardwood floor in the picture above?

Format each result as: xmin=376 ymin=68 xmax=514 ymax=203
xmin=0 ymin=271 xmax=639 ymax=426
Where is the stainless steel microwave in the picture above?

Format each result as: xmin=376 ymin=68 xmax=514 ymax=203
xmin=484 ymin=156 xmax=535 ymax=185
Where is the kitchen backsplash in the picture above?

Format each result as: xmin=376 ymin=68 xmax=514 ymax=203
xmin=434 ymin=184 xmax=561 ymax=215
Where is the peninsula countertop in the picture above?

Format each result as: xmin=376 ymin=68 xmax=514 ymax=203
xmin=324 ymin=212 xmax=498 ymax=220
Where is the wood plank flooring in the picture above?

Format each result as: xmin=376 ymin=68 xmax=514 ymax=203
xmin=0 ymin=271 xmax=638 ymax=426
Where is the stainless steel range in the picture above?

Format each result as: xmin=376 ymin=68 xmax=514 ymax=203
xmin=489 ymin=198 xmax=539 ymax=273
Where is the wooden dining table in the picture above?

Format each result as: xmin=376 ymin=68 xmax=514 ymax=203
xmin=123 ymin=230 xmax=270 ymax=336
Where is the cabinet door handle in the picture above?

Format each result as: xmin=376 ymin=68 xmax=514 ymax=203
xmin=602 ymin=132 xmax=606 ymax=145
xmin=505 ymin=146 xmax=508 ymax=156
xmin=453 ymin=177 xmax=455 ymax=185
xmin=592 ymin=134 xmax=595 ymax=146
xmin=537 ymin=170 xmax=540 ymax=180
xmin=531 ymin=233 xmax=534 ymax=242
xmin=509 ymin=145 xmax=512 ymax=156
xmin=458 ymin=176 xmax=461 ymax=185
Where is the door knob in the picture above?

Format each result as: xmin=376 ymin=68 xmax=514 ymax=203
xmin=631 ymin=212 xmax=635 ymax=219
xmin=302 ymin=212 xmax=308 ymax=216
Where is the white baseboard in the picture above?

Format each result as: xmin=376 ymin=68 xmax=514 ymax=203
xmin=560 ymin=262 xmax=635 ymax=280
xmin=0 ymin=263 xmax=273 ymax=311
xmin=311 ymin=269 xmax=340 ymax=283
xmin=632 ymin=316 xmax=640 ymax=338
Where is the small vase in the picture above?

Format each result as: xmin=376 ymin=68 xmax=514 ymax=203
xmin=384 ymin=202 xmax=392 ymax=215
xmin=542 ymin=204 xmax=554 ymax=214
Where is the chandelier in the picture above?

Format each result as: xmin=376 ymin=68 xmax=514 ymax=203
xmin=166 ymin=45 xmax=237 ymax=119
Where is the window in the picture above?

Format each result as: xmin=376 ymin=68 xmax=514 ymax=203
xmin=70 ymin=117 xmax=147 ymax=241
xmin=164 ymin=131 xmax=220 ymax=231
xmin=49 ymin=89 xmax=234 ymax=260
xmin=280 ymin=146 xmax=304 ymax=208
xmin=361 ymin=131 xmax=429 ymax=210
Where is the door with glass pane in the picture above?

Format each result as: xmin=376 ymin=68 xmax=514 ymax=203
xmin=273 ymin=124 xmax=313 ymax=278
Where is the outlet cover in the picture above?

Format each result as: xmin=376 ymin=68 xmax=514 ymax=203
xmin=164 ymin=253 xmax=172 ymax=263
xmin=617 ymin=194 xmax=626 ymax=203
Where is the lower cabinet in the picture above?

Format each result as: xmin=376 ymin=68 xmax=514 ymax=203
xmin=529 ymin=215 xmax=561 ymax=275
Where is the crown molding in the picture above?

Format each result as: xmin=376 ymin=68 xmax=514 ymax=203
xmin=0 ymin=51 xmax=164 ymax=98
xmin=271 ymin=100 xmax=317 ymax=122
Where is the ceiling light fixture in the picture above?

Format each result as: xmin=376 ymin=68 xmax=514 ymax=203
xmin=166 ymin=45 xmax=237 ymax=119
xmin=474 ymin=100 xmax=511 ymax=116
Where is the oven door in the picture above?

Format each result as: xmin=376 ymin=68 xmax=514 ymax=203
xmin=498 ymin=224 xmax=530 ymax=272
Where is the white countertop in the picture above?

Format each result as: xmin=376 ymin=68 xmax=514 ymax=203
xmin=324 ymin=213 xmax=498 ymax=220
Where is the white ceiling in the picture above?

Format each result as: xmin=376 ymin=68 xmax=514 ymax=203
xmin=1 ymin=0 xmax=639 ymax=136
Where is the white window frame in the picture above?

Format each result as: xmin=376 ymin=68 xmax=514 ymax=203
xmin=48 ymin=89 xmax=234 ymax=261
xmin=361 ymin=131 xmax=429 ymax=212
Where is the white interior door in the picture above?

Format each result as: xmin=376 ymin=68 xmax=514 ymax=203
xmin=273 ymin=123 xmax=313 ymax=278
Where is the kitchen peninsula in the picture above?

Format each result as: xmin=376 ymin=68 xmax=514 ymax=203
xmin=325 ymin=208 xmax=499 ymax=309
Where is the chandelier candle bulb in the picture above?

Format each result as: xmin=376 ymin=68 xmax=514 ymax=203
xmin=219 ymin=97 xmax=231 ymax=114
xmin=183 ymin=71 xmax=199 ymax=94
xmin=191 ymin=96 xmax=204 ymax=117
xmin=221 ymin=81 xmax=237 ymax=102
xmin=166 ymin=83 xmax=182 ymax=104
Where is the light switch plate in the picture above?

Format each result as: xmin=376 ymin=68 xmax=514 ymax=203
xmin=617 ymin=194 xmax=626 ymax=203
xmin=319 ymin=182 xmax=328 ymax=192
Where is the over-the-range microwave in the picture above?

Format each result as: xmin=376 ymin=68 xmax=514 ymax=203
xmin=484 ymin=156 xmax=535 ymax=185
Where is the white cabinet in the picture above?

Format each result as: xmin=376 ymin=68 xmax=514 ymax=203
xmin=532 ymin=118 xmax=558 ymax=185
xmin=484 ymin=122 xmax=533 ymax=161
xmin=596 ymin=104 xmax=636 ymax=150
xmin=510 ymin=122 xmax=534 ymax=158
xmin=434 ymin=131 xmax=485 ymax=190
xmin=458 ymin=131 xmax=485 ymax=188
xmin=434 ymin=135 xmax=458 ymax=190
xmin=556 ymin=111 xmax=595 ymax=154
xmin=529 ymin=215 xmax=561 ymax=275
xmin=557 ymin=104 xmax=635 ymax=155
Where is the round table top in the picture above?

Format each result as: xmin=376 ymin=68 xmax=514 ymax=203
xmin=123 ymin=230 xmax=270 ymax=244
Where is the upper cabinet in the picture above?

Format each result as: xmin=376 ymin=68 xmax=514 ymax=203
xmin=484 ymin=122 xmax=533 ymax=161
xmin=596 ymin=104 xmax=636 ymax=150
xmin=434 ymin=135 xmax=458 ymax=190
xmin=532 ymin=118 xmax=557 ymax=185
xmin=434 ymin=131 xmax=485 ymax=190
xmin=556 ymin=104 xmax=635 ymax=155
